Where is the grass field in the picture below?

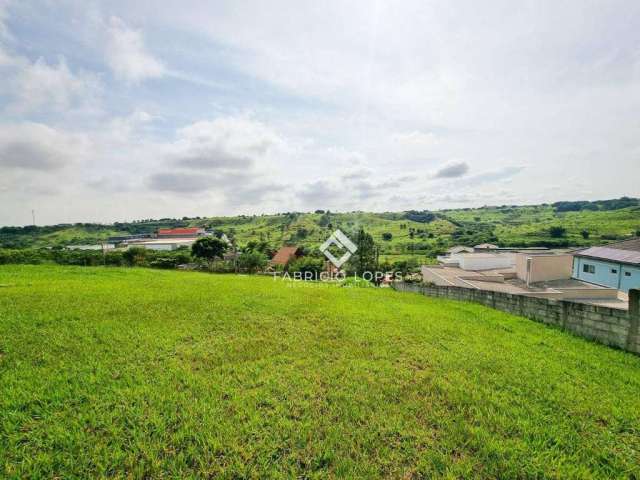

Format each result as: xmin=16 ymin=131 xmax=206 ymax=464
xmin=1 ymin=266 xmax=640 ymax=478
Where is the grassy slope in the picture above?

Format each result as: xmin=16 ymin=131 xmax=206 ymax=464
xmin=193 ymin=206 xmax=640 ymax=261
xmin=443 ymin=205 xmax=640 ymax=246
xmin=1 ymin=266 xmax=639 ymax=478
xmin=5 ymin=204 xmax=639 ymax=260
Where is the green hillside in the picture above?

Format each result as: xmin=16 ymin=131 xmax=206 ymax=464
xmin=1 ymin=266 xmax=639 ymax=478
xmin=1 ymin=198 xmax=639 ymax=265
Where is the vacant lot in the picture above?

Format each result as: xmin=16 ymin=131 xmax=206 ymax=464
xmin=1 ymin=266 xmax=639 ymax=478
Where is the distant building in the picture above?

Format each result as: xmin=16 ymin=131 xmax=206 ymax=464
xmin=157 ymin=227 xmax=206 ymax=238
xmin=67 ymin=244 xmax=115 ymax=251
xmin=125 ymin=238 xmax=197 ymax=251
xmin=422 ymin=249 xmax=625 ymax=308
xmin=437 ymin=251 xmax=516 ymax=270
xmin=271 ymin=246 xmax=302 ymax=266
xmin=108 ymin=234 xmax=152 ymax=243
xmin=572 ymin=238 xmax=640 ymax=292
xmin=473 ymin=243 xmax=499 ymax=250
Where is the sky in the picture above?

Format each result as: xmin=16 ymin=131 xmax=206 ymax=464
xmin=0 ymin=0 xmax=639 ymax=226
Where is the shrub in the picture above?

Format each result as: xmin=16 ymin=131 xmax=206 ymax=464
xmin=601 ymin=233 xmax=620 ymax=241
xmin=549 ymin=226 xmax=567 ymax=238
xmin=149 ymin=257 xmax=180 ymax=269
xmin=404 ymin=211 xmax=436 ymax=223
xmin=288 ymin=257 xmax=325 ymax=277
xmin=123 ymin=247 xmax=148 ymax=267
xmin=237 ymin=251 xmax=268 ymax=273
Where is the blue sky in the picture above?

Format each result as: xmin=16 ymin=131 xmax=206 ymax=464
xmin=1 ymin=0 xmax=639 ymax=225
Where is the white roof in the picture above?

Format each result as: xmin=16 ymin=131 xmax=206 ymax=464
xmin=127 ymin=238 xmax=197 ymax=245
xmin=447 ymin=246 xmax=474 ymax=254
xmin=458 ymin=252 xmax=506 ymax=258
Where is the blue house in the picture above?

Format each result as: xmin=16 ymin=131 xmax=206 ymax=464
xmin=572 ymin=238 xmax=640 ymax=292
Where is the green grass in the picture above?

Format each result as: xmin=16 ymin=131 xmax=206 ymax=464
xmin=443 ymin=204 xmax=640 ymax=246
xmin=1 ymin=266 xmax=640 ymax=478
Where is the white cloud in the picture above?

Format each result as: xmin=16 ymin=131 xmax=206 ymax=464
xmin=105 ymin=16 xmax=165 ymax=83
xmin=432 ymin=161 xmax=470 ymax=179
xmin=0 ymin=122 xmax=89 ymax=171
xmin=174 ymin=116 xmax=282 ymax=160
xmin=391 ymin=131 xmax=440 ymax=147
xmin=0 ymin=4 xmax=101 ymax=115
xmin=146 ymin=115 xmax=286 ymax=201
xmin=105 ymin=109 xmax=156 ymax=144
xmin=7 ymin=57 xmax=102 ymax=113
xmin=2 ymin=1 xmax=640 ymax=224
xmin=0 ymin=1 xmax=10 ymax=42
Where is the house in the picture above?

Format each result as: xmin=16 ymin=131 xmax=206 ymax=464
xmin=422 ymin=248 xmax=625 ymax=308
xmin=271 ymin=246 xmax=302 ymax=266
xmin=572 ymin=238 xmax=640 ymax=292
xmin=157 ymin=227 xmax=206 ymax=238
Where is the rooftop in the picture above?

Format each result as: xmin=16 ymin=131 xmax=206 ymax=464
xmin=271 ymin=246 xmax=299 ymax=265
xmin=422 ymin=264 xmax=628 ymax=309
xmin=574 ymin=238 xmax=640 ymax=266
xmin=127 ymin=238 xmax=198 ymax=245
xmin=157 ymin=228 xmax=203 ymax=236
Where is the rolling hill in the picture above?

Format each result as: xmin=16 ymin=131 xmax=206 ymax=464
xmin=1 ymin=198 xmax=639 ymax=265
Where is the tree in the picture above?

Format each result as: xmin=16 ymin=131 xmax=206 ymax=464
xmin=348 ymin=228 xmax=377 ymax=276
xmin=123 ymin=247 xmax=147 ymax=266
xmin=191 ymin=237 xmax=228 ymax=269
xmin=549 ymin=226 xmax=567 ymax=238
xmin=382 ymin=232 xmax=393 ymax=241
xmin=392 ymin=258 xmax=419 ymax=276
xmin=404 ymin=210 xmax=436 ymax=223
xmin=237 ymin=251 xmax=268 ymax=273
xmin=580 ymin=229 xmax=590 ymax=240
xmin=242 ymin=240 xmax=272 ymax=256
xmin=318 ymin=212 xmax=331 ymax=227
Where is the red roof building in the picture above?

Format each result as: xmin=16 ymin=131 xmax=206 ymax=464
xmin=157 ymin=227 xmax=205 ymax=238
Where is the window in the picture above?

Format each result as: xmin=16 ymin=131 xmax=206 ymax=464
xmin=611 ymin=268 xmax=618 ymax=274
xmin=583 ymin=264 xmax=595 ymax=274
xmin=625 ymin=271 xmax=632 ymax=277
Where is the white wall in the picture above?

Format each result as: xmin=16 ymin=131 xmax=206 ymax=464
xmin=458 ymin=253 xmax=515 ymax=271
xmin=516 ymin=254 xmax=573 ymax=283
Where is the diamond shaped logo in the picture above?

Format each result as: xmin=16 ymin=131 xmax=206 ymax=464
xmin=319 ymin=229 xmax=357 ymax=268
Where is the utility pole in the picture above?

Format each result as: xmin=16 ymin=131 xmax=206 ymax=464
xmin=32 ymin=209 xmax=36 ymax=226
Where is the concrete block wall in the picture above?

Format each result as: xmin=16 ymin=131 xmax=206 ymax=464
xmin=393 ymin=282 xmax=640 ymax=355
